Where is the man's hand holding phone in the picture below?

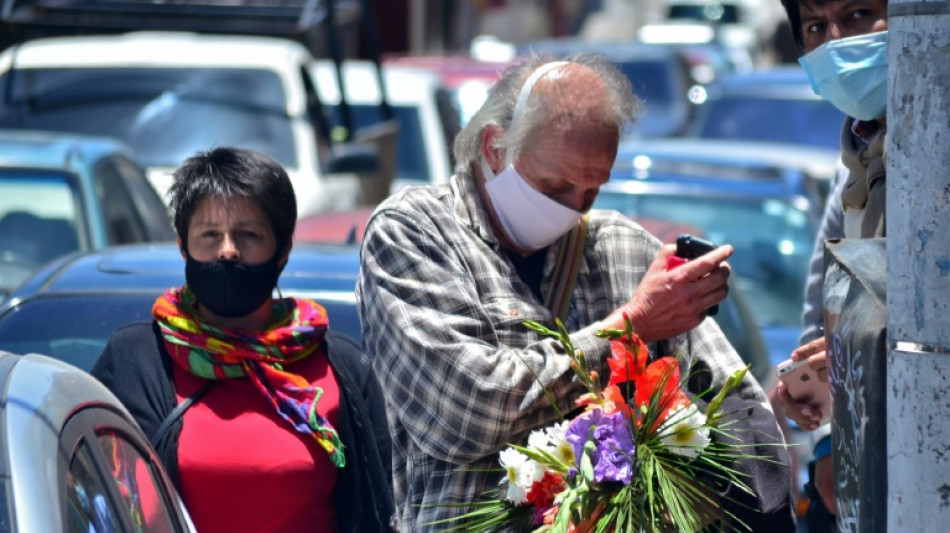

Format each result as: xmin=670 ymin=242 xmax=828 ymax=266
xmin=607 ymin=235 xmax=732 ymax=343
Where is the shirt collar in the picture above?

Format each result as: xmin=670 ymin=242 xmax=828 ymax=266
xmin=451 ymin=169 xmax=500 ymax=247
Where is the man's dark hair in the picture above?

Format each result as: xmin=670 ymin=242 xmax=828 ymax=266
xmin=169 ymin=146 xmax=296 ymax=255
xmin=781 ymin=0 xmax=889 ymax=50
xmin=781 ymin=0 xmax=810 ymax=50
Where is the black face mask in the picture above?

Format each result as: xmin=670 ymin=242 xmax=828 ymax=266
xmin=185 ymin=252 xmax=283 ymax=318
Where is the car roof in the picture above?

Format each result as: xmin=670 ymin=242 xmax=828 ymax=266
xmin=614 ymin=137 xmax=839 ymax=183
xmin=610 ymin=142 xmax=817 ymax=198
xmin=0 ymin=129 xmax=133 ymax=171
xmin=711 ymin=66 xmax=820 ymax=99
xmin=1 ymin=31 xmax=311 ymax=69
xmin=0 ymin=350 xmax=127 ymax=431
xmin=4 ymin=242 xmax=360 ymax=303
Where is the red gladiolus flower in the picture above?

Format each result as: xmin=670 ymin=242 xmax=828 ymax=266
xmin=607 ymin=333 xmax=648 ymax=385
xmin=635 ymin=356 xmax=689 ymax=423
xmin=601 ymin=384 xmax=633 ymax=417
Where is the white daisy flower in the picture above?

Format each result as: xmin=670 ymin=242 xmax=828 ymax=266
xmin=545 ymin=421 xmax=575 ymax=467
xmin=498 ymin=448 xmax=541 ymax=503
xmin=528 ymin=428 xmax=550 ymax=450
xmin=658 ymin=402 xmax=712 ymax=459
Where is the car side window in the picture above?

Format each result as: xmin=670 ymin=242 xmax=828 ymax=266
xmin=66 ymin=441 xmax=122 ymax=533
xmin=93 ymin=158 xmax=149 ymax=245
xmin=62 ymin=408 xmax=190 ymax=533
xmin=97 ymin=430 xmax=177 ymax=533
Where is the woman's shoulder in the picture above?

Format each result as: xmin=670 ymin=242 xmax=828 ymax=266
xmin=94 ymin=320 xmax=169 ymax=383
xmin=106 ymin=320 xmax=161 ymax=345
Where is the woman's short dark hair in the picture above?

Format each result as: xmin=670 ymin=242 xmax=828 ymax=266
xmin=169 ymin=147 xmax=296 ymax=255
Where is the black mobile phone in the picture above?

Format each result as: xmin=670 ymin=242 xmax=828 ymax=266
xmin=675 ymin=234 xmax=720 ymax=316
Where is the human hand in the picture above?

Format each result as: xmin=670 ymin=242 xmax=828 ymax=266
xmin=775 ymin=379 xmax=825 ymax=430
xmin=791 ymin=337 xmax=829 ymax=382
xmin=604 ymin=243 xmax=732 ymax=343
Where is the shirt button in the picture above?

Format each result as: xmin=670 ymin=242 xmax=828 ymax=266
xmin=509 ymin=307 xmax=519 ymax=317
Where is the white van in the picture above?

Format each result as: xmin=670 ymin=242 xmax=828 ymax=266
xmin=0 ymin=31 xmax=372 ymax=217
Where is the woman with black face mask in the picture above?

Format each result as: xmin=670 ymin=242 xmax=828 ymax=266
xmin=91 ymin=147 xmax=394 ymax=533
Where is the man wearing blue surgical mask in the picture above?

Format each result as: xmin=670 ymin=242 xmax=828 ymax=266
xmin=357 ymin=54 xmax=796 ymax=532
xmin=773 ymin=1 xmax=888 ymax=531
xmin=785 ymin=0 xmax=888 ymax=238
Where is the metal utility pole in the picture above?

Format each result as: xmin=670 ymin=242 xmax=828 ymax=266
xmin=886 ymin=2 xmax=950 ymax=530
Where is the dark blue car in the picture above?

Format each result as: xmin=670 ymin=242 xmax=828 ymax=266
xmin=0 ymin=242 xmax=362 ymax=372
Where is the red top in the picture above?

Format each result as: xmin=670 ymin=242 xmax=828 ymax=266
xmin=173 ymin=353 xmax=340 ymax=533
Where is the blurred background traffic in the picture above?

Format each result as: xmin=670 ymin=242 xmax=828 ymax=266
xmin=0 ymin=0 xmax=840 ymax=526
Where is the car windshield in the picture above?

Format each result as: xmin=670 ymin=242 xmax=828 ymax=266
xmin=0 ymin=171 xmax=84 ymax=292
xmin=595 ymin=191 xmax=814 ymax=328
xmin=0 ymin=67 xmax=298 ymax=168
xmin=327 ymin=103 xmax=431 ymax=183
xmin=0 ymin=293 xmax=362 ymax=371
xmin=697 ymin=96 xmax=845 ymax=149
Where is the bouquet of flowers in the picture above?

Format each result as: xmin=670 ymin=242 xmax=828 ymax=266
xmin=434 ymin=316 xmax=759 ymax=533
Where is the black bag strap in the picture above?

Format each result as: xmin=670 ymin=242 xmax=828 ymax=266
xmin=151 ymin=380 xmax=216 ymax=444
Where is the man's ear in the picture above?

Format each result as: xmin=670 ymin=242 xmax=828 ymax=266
xmin=481 ymin=125 xmax=504 ymax=174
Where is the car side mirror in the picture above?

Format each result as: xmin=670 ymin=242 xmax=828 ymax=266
xmin=326 ymin=142 xmax=381 ymax=175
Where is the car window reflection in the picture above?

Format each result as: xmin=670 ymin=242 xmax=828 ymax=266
xmin=97 ymin=431 xmax=176 ymax=533
xmin=66 ymin=442 xmax=120 ymax=533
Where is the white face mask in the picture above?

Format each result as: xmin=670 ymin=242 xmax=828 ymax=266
xmin=482 ymin=158 xmax=582 ymax=251
xmin=479 ymin=60 xmax=582 ymax=251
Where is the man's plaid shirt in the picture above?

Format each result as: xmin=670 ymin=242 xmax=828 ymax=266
xmin=356 ymin=172 xmax=774 ymax=531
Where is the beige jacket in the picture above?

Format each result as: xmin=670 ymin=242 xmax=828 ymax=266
xmin=839 ymin=117 xmax=887 ymax=238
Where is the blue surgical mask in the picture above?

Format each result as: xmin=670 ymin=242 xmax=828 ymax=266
xmin=799 ymin=31 xmax=888 ymax=121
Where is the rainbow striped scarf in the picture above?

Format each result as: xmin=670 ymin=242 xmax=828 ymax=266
xmin=153 ymin=286 xmax=345 ymax=468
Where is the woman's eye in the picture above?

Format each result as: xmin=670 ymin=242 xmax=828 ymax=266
xmin=851 ymin=9 xmax=869 ymax=20
xmin=805 ymin=22 xmax=823 ymax=34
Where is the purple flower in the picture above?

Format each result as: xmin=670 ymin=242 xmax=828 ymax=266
xmin=565 ymin=409 xmax=635 ymax=485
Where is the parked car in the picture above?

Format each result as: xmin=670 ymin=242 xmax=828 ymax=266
xmin=0 ymin=242 xmax=362 ymax=372
xmin=0 ymin=349 xmax=196 ymax=532
xmin=0 ymin=129 xmax=175 ymax=298
xmin=614 ymin=137 xmax=839 ymax=199
xmin=516 ymin=39 xmax=697 ymax=138
xmin=599 ymin=139 xmax=825 ymax=370
xmin=688 ymin=66 xmax=847 ymax=150
xmin=0 ymin=31 xmax=377 ymax=217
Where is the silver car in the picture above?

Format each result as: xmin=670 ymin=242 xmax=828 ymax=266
xmin=0 ymin=350 xmax=195 ymax=532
